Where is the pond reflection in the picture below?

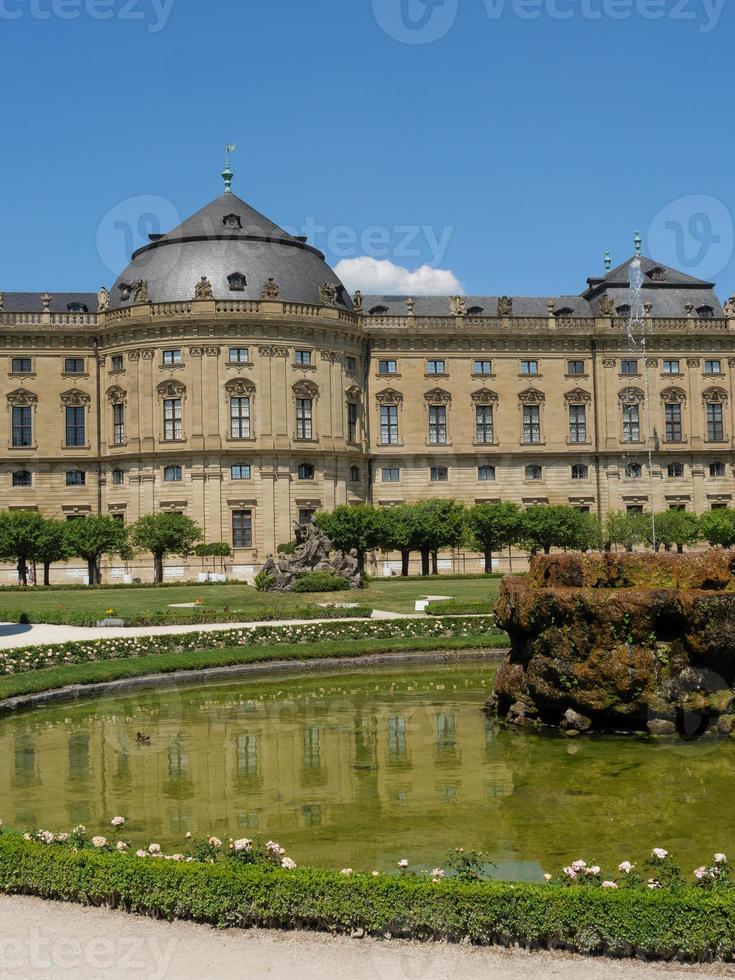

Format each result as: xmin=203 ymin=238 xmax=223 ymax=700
xmin=0 ymin=662 xmax=732 ymax=878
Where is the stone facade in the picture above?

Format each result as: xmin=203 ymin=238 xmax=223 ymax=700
xmin=2 ymin=189 xmax=735 ymax=580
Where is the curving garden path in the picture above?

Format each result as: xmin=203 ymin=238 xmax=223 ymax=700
xmin=0 ymin=896 xmax=727 ymax=980
xmin=0 ymin=609 xmax=418 ymax=650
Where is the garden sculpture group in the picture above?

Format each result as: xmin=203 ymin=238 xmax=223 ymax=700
xmin=259 ymin=521 xmax=362 ymax=592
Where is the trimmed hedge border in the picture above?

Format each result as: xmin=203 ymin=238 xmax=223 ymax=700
xmin=1 ymin=605 xmax=374 ymax=628
xmin=0 ymin=616 xmax=501 ymax=676
xmin=0 ymin=834 xmax=734 ymax=960
xmin=426 ymin=600 xmax=495 ymax=616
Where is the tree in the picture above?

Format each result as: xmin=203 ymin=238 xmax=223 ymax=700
xmin=194 ymin=542 xmax=232 ymax=575
xmin=314 ymin=504 xmax=382 ymax=573
xmin=411 ymin=500 xmax=466 ymax=576
xmin=698 ymin=508 xmax=735 ymax=549
xmin=35 ymin=518 xmax=72 ymax=586
xmin=65 ymin=515 xmax=129 ymax=585
xmin=0 ymin=510 xmax=46 ymax=585
xmin=130 ymin=513 xmax=202 ymax=583
xmin=520 ymin=505 xmax=595 ymax=555
xmin=649 ymin=510 xmax=700 ymax=553
xmin=605 ymin=510 xmax=647 ymax=552
xmin=375 ymin=504 xmax=421 ymax=577
xmin=466 ymin=502 xmax=523 ymax=574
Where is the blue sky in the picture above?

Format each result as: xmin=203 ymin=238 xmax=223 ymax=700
xmin=1 ymin=0 xmax=734 ymax=298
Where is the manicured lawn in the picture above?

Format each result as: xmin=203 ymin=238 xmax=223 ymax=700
xmin=0 ymin=576 xmax=502 ymax=624
xmin=0 ymin=634 xmax=504 ymax=700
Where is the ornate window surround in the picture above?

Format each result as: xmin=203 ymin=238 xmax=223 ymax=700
xmin=518 ymin=387 xmax=545 ymax=446
xmin=471 ymin=387 xmax=498 ymax=447
xmin=619 ymin=386 xmax=645 ymax=445
xmin=424 ymin=386 xmax=452 ymax=447
xmin=225 ymin=377 xmax=256 ymax=442
xmin=7 ymin=388 xmax=38 ymax=451
xmin=60 ymin=389 xmax=91 ymax=451
xmin=157 ymin=380 xmax=187 ymax=444
xmin=292 ymin=379 xmax=319 ymax=443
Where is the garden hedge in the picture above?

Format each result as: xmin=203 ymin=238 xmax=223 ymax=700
xmin=0 ymin=834 xmax=734 ymax=960
xmin=0 ymin=616 xmax=502 ymax=676
xmin=425 ymin=600 xmax=496 ymax=616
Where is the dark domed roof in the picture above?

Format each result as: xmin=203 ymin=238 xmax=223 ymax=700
xmin=109 ymin=191 xmax=352 ymax=310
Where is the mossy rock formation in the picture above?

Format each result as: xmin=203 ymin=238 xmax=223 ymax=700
xmin=490 ymin=550 xmax=735 ymax=735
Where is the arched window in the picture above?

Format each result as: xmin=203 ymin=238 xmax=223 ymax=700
xmin=227 ymin=272 xmax=247 ymax=291
xmin=298 ymin=462 xmax=315 ymax=480
xmin=349 ymin=465 xmax=360 ymax=482
xmin=467 ymin=306 xmax=484 ymax=316
xmin=525 ymin=464 xmax=542 ymax=480
xmin=66 ymin=470 xmax=85 ymax=486
xmin=478 ymin=465 xmax=495 ymax=481
xmin=66 ymin=302 xmax=88 ymax=313
xmin=710 ymin=461 xmax=726 ymax=478
xmin=571 ymin=464 xmax=589 ymax=480
xmin=554 ymin=307 xmax=574 ymax=317
xmin=369 ymin=305 xmax=389 ymax=315
xmin=12 ymin=470 xmax=31 ymax=487
xmin=667 ymin=462 xmax=684 ymax=478
xmin=697 ymin=306 xmax=714 ymax=319
xmin=111 ymin=469 xmax=124 ymax=486
xmin=616 ymin=304 xmax=631 ymax=317
xmin=625 ymin=462 xmax=642 ymax=479
xmin=163 ymin=465 xmax=182 ymax=482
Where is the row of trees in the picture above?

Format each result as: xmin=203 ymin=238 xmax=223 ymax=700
xmin=314 ymin=502 xmax=735 ymax=576
xmin=0 ymin=511 xmax=207 ymax=585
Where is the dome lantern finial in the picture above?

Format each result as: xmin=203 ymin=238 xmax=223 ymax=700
xmin=634 ymin=230 xmax=642 ymax=258
xmin=222 ymin=142 xmax=237 ymax=193
xmin=604 ymin=250 xmax=612 ymax=272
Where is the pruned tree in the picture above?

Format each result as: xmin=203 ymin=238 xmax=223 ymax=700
xmin=698 ymin=508 xmax=735 ymax=549
xmin=648 ymin=510 xmax=700 ymax=553
xmin=65 ymin=515 xmax=129 ymax=585
xmin=35 ymin=518 xmax=73 ymax=586
xmin=130 ymin=513 xmax=202 ymax=584
xmin=520 ymin=505 xmax=595 ymax=556
xmin=314 ymin=504 xmax=382 ymax=573
xmin=0 ymin=510 xmax=46 ymax=586
xmin=466 ymin=502 xmax=523 ymax=573
xmin=375 ymin=504 xmax=421 ymax=577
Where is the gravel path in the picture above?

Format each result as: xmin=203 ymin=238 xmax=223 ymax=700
xmin=0 ymin=896 xmax=731 ymax=980
xmin=0 ymin=609 xmax=416 ymax=650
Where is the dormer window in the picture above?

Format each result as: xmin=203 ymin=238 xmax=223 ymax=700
xmin=697 ymin=306 xmax=714 ymax=319
xmin=227 ymin=272 xmax=247 ymax=291
xmin=647 ymin=266 xmax=666 ymax=281
xmin=118 ymin=282 xmax=132 ymax=301
xmin=223 ymin=213 xmax=242 ymax=229
xmin=616 ymin=304 xmax=631 ymax=317
xmin=554 ymin=307 xmax=574 ymax=317
xmin=67 ymin=302 xmax=88 ymax=313
xmin=369 ymin=305 xmax=389 ymax=315
xmin=467 ymin=306 xmax=484 ymax=315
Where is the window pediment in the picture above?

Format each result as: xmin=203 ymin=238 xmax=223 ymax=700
xmin=60 ymin=389 xmax=91 ymax=407
xmin=157 ymin=380 xmax=186 ymax=399
xmin=619 ymin=386 xmax=645 ymax=405
xmin=292 ymin=380 xmax=319 ymax=399
xmin=7 ymin=387 xmax=37 ymax=406
xmin=518 ymin=387 xmax=545 ymax=405
xmin=471 ymin=387 xmax=498 ymax=405
xmin=375 ymin=387 xmax=403 ymax=406
xmin=106 ymin=385 xmax=127 ymax=405
xmin=565 ymin=387 xmax=592 ymax=404
xmin=225 ymin=378 xmax=256 ymax=396
xmin=345 ymin=385 xmax=362 ymax=402
xmin=703 ymin=386 xmax=728 ymax=404
xmin=424 ymin=386 xmax=452 ymax=405
xmin=661 ymin=386 xmax=687 ymax=404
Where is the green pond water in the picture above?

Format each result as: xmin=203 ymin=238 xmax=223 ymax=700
xmin=0 ymin=660 xmax=732 ymax=880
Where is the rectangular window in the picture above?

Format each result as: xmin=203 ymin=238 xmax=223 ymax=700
xmin=522 ymin=405 xmax=541 ymax=443
xmin=64 ymin=357 xmax=85 ymax=374
xmin=295 ymin=350 xmax=312 ymax=366
xmin=378 ymin=359 xmax=397 ymax=375
xmin=110 ymin=354 xmax=124 ymax=372
xmin=622 ymin=404 xmax=640 ymax=442
xmin=380 ymin=405 xmax=398 ymax=445
xmin=704 ymin=359 xmax=722 ymax=375
xmin=112 ymin=469 xmax=124 ymax=485
xmin=426 ymin=359 xmax=445 ymax=375
xmin=11 ymin=406 xmax=32 ymax=448
xmin=620 ymin=359 xmax=639 ymax=375
xmin=296 ymin=398 xmax=313 ymax=439
xmin=663 ymin=359 xmax=680 ymax=374
xmin=473 ymin=360 xmax=492 ymax=375
xmin=232 ymin=510 xmax=253 ymax=548
xmin=299 ymin=508 xmax=315 ymax=524
xmin=65 ymin=406 xmax=85 ymax=447
xmin=347 ymin=402 xmax=358 ymax=442
xmin=11 ymin=357 xmax=32 ymax=374
xmin=428 ymin=405 xmax=447 ymax=445
xmin=228 ymin=347 xmax=250 ymax=363
xmin=568 ymin=404 xmax=587 ymax=443
xmin=112 ymin=403 xmax=125 ymax=445
xmin=382 ymin=466 xmax=400 ymax=482
xmin=66 ymin=470 xmax=85 ymax=486
xmin=12 ymin=470 xmax=31 ymax=487
xmin=163 ymin=398 xmax=182 ymax=441
xmin=664 ymin=403 xmax=682 ymax=442
xmin=346 ymin=356 xmax=357 ymax=372
xmin=231 ymin=464 xmax=251 ymax=480
xmin=430 ymin=466 xmax=448 ymax=482
xmin=475 ymin=405 xmax=494 ymax=444
xmin=520 ymin=359 xmax=538 ymax=375
xmin=230 ymin=397 xmax=251 ymax=439
xmin=163 ymin=349 xmax=182 ymax=365
xmin=567 ymin=360 xmax=585 ymax=375
xmin=707 ymin=402 xmax=725 ymax=441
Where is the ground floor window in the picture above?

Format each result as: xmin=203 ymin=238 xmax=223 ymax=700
xmin=232 ymin=510 xmax=253 ymax=548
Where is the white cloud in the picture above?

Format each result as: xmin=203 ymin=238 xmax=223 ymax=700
xmin=334 ymin=257 xmax=462 ymax=295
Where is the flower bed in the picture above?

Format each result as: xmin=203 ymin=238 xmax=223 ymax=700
xmin=0 ymin=616 xmax=500 ymax=676
xmin=0 ymin=829 xmax=734 ymax=959
xmin=2 ymin=604 xmax=374 ymax=628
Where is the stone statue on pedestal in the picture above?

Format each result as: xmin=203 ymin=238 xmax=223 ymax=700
xmin=259 ymin=521 xmax=363 ymax=591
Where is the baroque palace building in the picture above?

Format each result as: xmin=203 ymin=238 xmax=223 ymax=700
xmin=2 ymin=172 xmax=735 ymax=579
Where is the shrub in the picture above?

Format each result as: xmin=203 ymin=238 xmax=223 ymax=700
xmin=0 ymin=605 xmax=374 ymax=628
xmin=253 ymin=571 xmax=275 ymax=592
xmin=1 ymin=833 xmax=735 ymax=960
xmin=425 ymin=600 xmax=495 ymax=616
xmin=292 ymin=572 xmax=351 ymax=593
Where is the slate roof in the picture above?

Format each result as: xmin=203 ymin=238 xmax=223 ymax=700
xmin=1 ymin=292 xmax=98 ymax=313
